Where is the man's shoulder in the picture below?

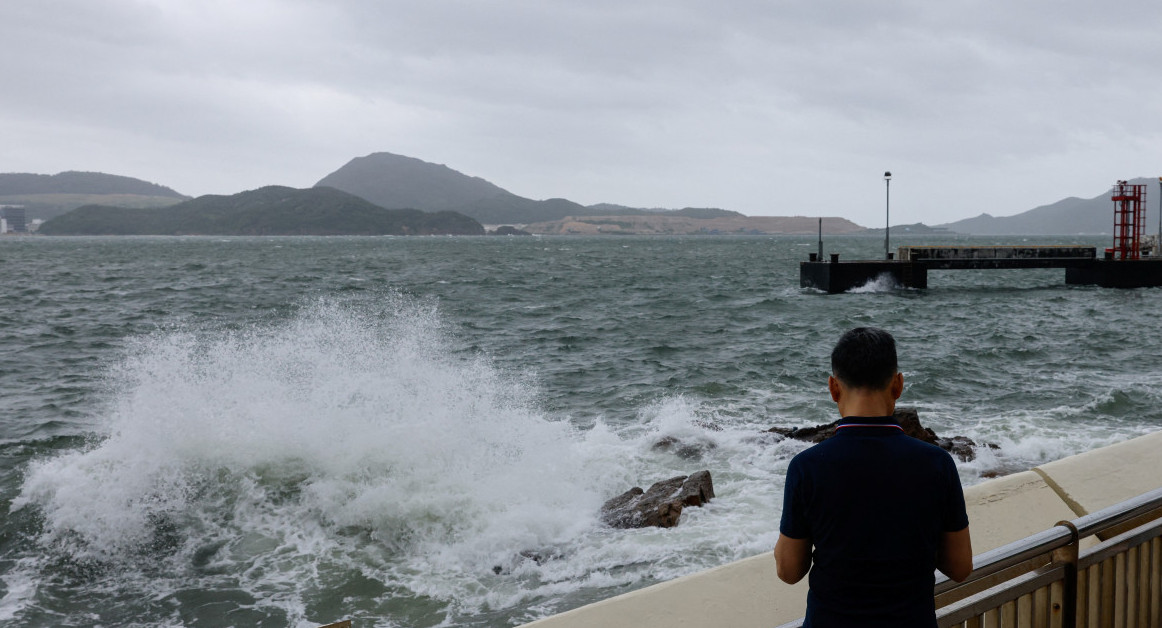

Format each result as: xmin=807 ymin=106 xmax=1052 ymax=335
xmin=787 ymin=435 xmax=845 ymax=469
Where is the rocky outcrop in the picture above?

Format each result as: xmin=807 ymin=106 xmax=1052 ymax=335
xmin=601 ymin=470 xmax=715 ymax=529
xmin=651 ymin=436 xmax=716 ymax=460
xmin=768 ymin=408 xmax=990 ymax=462
xmin=489 ymin=225 xmax=531 ymax=236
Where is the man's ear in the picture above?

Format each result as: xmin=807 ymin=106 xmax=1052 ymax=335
xmin=890 ymin=372 xmax=904 ymax=400
xmin=828 ymin=375 xmax=842 ymax=402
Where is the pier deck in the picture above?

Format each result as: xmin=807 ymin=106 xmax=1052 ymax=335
xmin=800 ymin=245 xmax=1162 ymax=292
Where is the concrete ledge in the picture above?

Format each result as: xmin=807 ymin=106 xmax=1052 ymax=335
xmin=961 ymin=470 xmax=1082 ymax=554
xmin=522 ymin=430 xmax=1162 ymax=628
xmin=1033 ymin=430 xmax=1162 ymax=516
xmin=521 ymin=552 xmax=807 ymax=628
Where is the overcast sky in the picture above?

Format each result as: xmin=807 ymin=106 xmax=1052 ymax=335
xmin=3 ymin=1 xmax=1161 ymax=226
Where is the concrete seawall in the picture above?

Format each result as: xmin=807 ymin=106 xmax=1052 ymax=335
xmin=522 ymin=430 xmax=1162 ymax=628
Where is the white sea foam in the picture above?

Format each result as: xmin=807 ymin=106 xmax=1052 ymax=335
xmin=847 ymin=273 xmax=900 ymax=293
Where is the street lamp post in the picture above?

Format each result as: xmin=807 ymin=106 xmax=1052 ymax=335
xmin=1157 ymin=177 xmax=1161 ymax=257
xmin=884 ymin=171 xmax=892 ymax=260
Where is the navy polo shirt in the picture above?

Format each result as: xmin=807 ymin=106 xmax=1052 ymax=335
xmin=780 ymin=416 xmax=969 ymax=628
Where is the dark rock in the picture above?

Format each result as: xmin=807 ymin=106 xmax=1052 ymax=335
xmin=489 ymin=225 xmax=531 ymax=236
xmin=651 ymin=436 xmax=716 ymax=460
xmin=936 ymin=436 xmax=978 ymax=462
xmin=893 ymin=408 xmax=937 ymax=442
xmin=768 ymin=408 xmax=995 ymax=463
xmin=767 ymin=421 xmax=839 ymax=443
xmin=600 ymin=486 xmax=645 ymax=523
xmin=600 ymin=470 xmax=716 ymax=529
xmin=678 ymin=470 xmax=715 ymax=506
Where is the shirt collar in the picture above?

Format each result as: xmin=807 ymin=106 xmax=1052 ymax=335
xmin=835 ymin=416 xmax=903 ymax=431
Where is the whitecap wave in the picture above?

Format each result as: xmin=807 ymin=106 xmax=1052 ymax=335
xmin=847 ymin=273 xmax=900 ymax=293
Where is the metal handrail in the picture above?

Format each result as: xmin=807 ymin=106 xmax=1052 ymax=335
xmin=937 ymin=563 xmax=1067 ymax=625
xmin=773 ymin=485 xmax=1162 ymax=628
xmin=1078 ymin=514 xmax=1162 ymax=570
xmin=1071 ymin=484 xmax=1162 ymax=538
xmin=933 ymin=526 xmax=1071 ymax=595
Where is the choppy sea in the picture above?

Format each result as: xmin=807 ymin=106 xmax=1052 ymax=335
xmin=1 ymin=234 xmax=1160 ymax=627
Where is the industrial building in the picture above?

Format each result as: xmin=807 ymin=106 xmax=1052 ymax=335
xmin=0 ymin=205 xmax=27 ymax=233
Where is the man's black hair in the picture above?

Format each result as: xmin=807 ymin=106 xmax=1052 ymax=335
xmin=830 ymin=327 xmax=898 ymax=390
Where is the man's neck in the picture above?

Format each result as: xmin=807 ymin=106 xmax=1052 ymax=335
xmin=835 ymin=387 xmax=898 ymax=418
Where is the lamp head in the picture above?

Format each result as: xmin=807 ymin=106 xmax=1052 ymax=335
xmin=884 ymin=171 xmax=892 ymax=180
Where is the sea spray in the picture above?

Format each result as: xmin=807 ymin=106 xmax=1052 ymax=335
xmin=848 ymin=273 xmax=901 ymax=293
xmin=11 ymin=296 xmax=618 ymax=623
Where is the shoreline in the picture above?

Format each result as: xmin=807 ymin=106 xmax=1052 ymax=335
xmin=520 ymin=429 xmax=1162 ymax=628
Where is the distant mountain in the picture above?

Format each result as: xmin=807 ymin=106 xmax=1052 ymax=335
xmin=0 ymin=171 xmax=185 ymax=197
xmin=0 ymin=171 xmax=188 ymax=220
xmin=316 ymin=152 xmax=601 ymax=224
xmin=315 ymin=153 xmax=506 ymax=213
xmin=936 ymin=178 xmax=1158 ymax=235
xmin=316 ymin=152 xmax=753 ymax=225
xmin=40 ymin=186 xmax=484 ymax=236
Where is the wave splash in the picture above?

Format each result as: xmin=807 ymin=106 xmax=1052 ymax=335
xmin=12 ymin=296 xmax=608 ymax=623
xmin=847 ymin=273 xmax=901 ymax=293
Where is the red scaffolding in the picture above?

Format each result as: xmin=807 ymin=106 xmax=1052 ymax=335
xmin=1111 ymin=181 xmax=1146 ymax=260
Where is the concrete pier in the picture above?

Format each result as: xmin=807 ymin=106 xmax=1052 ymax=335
xmin=898 ymin=245 xmax=1096 ymax=266
xmin=1064 ymin=258 xmax=1162 ymax=288
xmin=800 ymin=257 xmax=928 ymax=292
xmin=800 ymin=245 xmax=1162 ymax=292
xmin=520 ymin=430 xmax=1162 ymax=628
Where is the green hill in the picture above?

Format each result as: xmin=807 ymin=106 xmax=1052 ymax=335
xmin=39 ymin=186 xmax=484 ymax=236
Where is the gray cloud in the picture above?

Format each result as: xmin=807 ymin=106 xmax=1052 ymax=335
xmin=2 ymin=0 xmax=1160 ymax=225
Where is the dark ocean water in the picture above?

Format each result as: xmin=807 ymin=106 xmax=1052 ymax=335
xmin=1 ymin=234 xmax=1160 ymax=627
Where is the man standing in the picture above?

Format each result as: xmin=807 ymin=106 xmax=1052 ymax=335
xmin=774 ymin=327 xmax=972 ymax=627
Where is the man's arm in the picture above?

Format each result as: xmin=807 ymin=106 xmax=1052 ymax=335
xmin=774 ymin=533 xmax=812 ymax=584
xmin=936 ymin=526 xmax=973 ymax=582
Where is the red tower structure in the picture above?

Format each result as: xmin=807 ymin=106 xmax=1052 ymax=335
xmin=1110 ymin=181 xmax=1146 ymax=260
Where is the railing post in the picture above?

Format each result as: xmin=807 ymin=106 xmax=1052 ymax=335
xmin=1053 ymin=520 xmax=1080 ymax=628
